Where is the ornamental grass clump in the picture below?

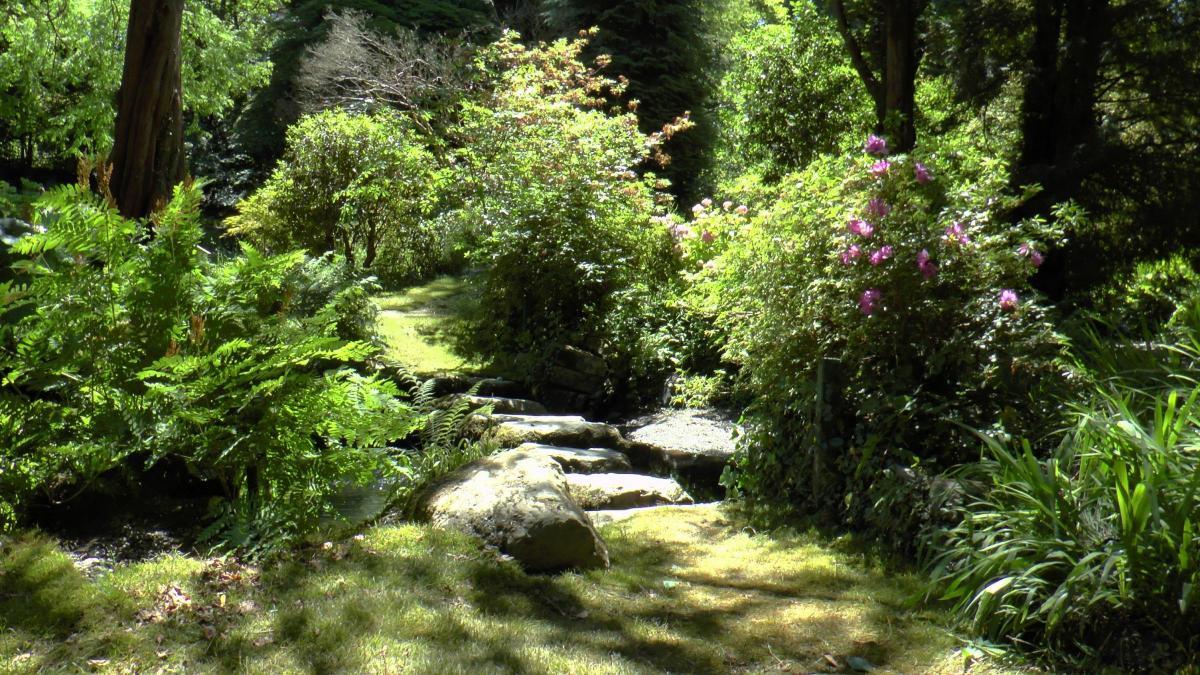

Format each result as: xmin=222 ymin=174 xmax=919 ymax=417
xmin=714 ymin=136 xmax=1076 ymax=543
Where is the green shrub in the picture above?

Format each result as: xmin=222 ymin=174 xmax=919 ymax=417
xmin=713 ymin=138 xmax=1073 ymax=541
xmin=0 ymin=182 xmax=422 ymax=548
xmin=228 ymin=109 xmax=450 ymax=284
xmin=928 ymin=368 xmax=1200 ymax=666
xmin=712 ymin=3 xmax=872 ymax=182
xmin=450 ymin=32 xmax=678 ymax=391
xmin=1091 ymin=253 xmax=1200 ymax=333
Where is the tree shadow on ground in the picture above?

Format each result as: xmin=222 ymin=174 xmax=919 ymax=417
xmin=2 ymin=507 xmax=960 ymax=674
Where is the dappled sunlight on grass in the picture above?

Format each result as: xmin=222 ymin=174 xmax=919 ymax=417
xmin=373 ymin=275 xmax=483 ymax=377
xmin=1 ymin=506 xmax=1023 ymax=673
xmin=374 ymin=275 xmax=468 ymax=315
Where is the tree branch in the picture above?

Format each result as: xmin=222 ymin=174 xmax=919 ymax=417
xmin=830 ymin=0 xmax=882 ymax=103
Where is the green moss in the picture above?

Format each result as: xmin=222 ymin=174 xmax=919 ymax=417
xmin=0 ymin=506 xmax=1023 ymax=673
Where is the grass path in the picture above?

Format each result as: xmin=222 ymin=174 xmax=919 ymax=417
xmin=1 ymin=505 xmax=1015 ymax=674
xmin=373 ymin=276 xmax=483 ymax=377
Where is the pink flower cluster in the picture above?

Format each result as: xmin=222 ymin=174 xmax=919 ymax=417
xmin=841 ymin=244 xmax=863 ymax=265
xmin=870 ymin=160 xmax=891 ymax=178
xmin=916 ymin=249 xmax=937 ymax=279
xmin=864 ymin=135 xmax=888 ymax=156
xmin=945 ymin=222 xmax=970 ymax=246
xmin=859 ymin=288 xmax=882 ymax=315
xmin=691 ymin=198 xmax=750 ymax=217
xmin=999 ymin=289 xmax=1019 ymax=311
xmin=914 ymin=162 xmax=932 ymax=184
xmin=869 ymin=245 xmax=894 ymax=266
xmin=847 ymin=218 xmax=875 ymax=239
xmin=867 ymin=198 xmax=891 ymax=219
xmin=1018 ymin=243 xmax=1045 ymax=267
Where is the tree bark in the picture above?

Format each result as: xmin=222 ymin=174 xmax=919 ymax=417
xmin=830 ymin=0 xmax=922 ymax=150
xmin=1017 ymin=0 xmax=1110 ymax=202
xmin=884 ymin=0 xmax=918 ymax=151
xmin=110 ymin=0 xmax=186 ymax=220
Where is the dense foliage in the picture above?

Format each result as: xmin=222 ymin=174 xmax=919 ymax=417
xmin=708 ymin=139 xmax=1071 ymax=541
xmin=449 ymin=32 xmax=679 ymax=391
xmin=0 ymin=182 xmax=425 ymax=548
xmin=0 ymin=0 xmax=277 ymax=168
xmin=227 ymin=109 xmax=449 ymax=284
xmin=929 ymin=328 xmax=1200 ymax=667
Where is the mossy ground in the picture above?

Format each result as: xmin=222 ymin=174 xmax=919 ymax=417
xmin=1 ymin=505 xmax=1021 ymax=674
xmin=373 ymin=276 xmax=484 ymax=377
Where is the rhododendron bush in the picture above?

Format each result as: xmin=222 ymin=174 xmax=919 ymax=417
xmin=707 ymin=137 xmax=1078 ymax=539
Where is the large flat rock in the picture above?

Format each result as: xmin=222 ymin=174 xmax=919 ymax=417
xmin=414 ymin=448 xmax=609 ymax=571
xmin=624 ymin=408 xmax=739 ymax=486
xmin=515 ymin=443 xmax=632 ymax=474
xmin=564 ymin=473 xmax=694 ymax=510
xmin=454 ymin=395 xmax=548 ymax=415
xmin=471 ymin=414 xmax=626 ymax=450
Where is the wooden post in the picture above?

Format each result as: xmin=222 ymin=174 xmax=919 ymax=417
xmin=812 ymin=357 xmax=846 ymax=509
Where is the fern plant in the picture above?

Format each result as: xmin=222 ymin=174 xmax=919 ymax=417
xmin=0 ymin=179 xmax=425 ymax=550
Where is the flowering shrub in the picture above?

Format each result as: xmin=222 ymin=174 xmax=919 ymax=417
xmin=449 ymin=32 xmax=680 ymax=394
xmin=715 ymin=138 xmax=1076 ymax=541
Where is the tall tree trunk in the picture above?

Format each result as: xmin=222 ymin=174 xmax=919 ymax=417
xmin=110 ymin=0 xmax=186 ymax=220
xmin=830 ymin=0 xmax=922 ymax=150
xmin=1017 ymin=0 xmax=1109 ymax=203
xmin=884 ymin=0 xmax=918 ymax=151
xmin=1017 ymin=0 xmax=1062 ymax=174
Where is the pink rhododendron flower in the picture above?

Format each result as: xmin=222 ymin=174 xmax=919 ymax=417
xmin=671 ymin=223 xmax=692 ymax=239
xmin=691 ymin=203 xmax=704 ymax=214
xmin=702 ymin=198 xmax=713 ymax=207
xmin=945 ymin=222 xmax=970 ymax=246
xmin=869 ymin=245 xmax=894 ymax=266
xmin=1018 ymin=243 xmax=1045 ymax=267
xmin=736 ymin=204 xmax=749 ymax=215
xmin=859 ymin=288 xmax=882 ymax=315
xmin=722 ymin=200 xmax=733 ymax=210
xmin=848 ymin=218 xmax=875 ymax=239
xmin=864 ymin=135 xmax=888 ymax=156
xmin=999 ymin=289 xmax=1019 ymax=311
xmin=870 ymin=160 xmax=891 ymax=178
xmin=867 ymin=198 xmax=891 ymax=219
xmin=841 ymin=244 xmax=863 ymax=265
xmin=914 ymin=162 xmax=932 ymax=184
xmin=700 ymin=230 xmax=715 ymax=244
xmin=916 ymin=249 xmax=937 ymax=279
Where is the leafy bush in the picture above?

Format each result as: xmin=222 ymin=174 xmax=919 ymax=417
xmin=1091 ymin=253 xmax=1200 ymax=333
xmin=928 ymin=364 xmax=1200 ymax=667
xmin=449 ymin=32 xmax=679 ymax=392
xmin=227 ymin=109 xmax=450 ymax=284
xmin=712 ymin=3 xmax=872 ymax=182
xmin=0 ymin=181 xmax=422 ymax=548
xmin=713 ymin=138 xmax=1072 ymax=541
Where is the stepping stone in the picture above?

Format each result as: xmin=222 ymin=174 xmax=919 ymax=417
xmin=624 ymin=408 xmax=738 ymax=486
xmin=564 ymin=473 xmax=693 ymax=510
xmin=588 ymin=501 xmax=723 ymax=527
xmin=516 ymin=443 xmax=632 ymax=474
xmin=455 ymin=395 xmax=547 ymax=415
xmin=414 ymin=447 xmax=609 ymax=571
xmin=429 ymin=375 xmax=527 ymax=399
xmin=471 ymin=414 xmax=625 ymax=450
